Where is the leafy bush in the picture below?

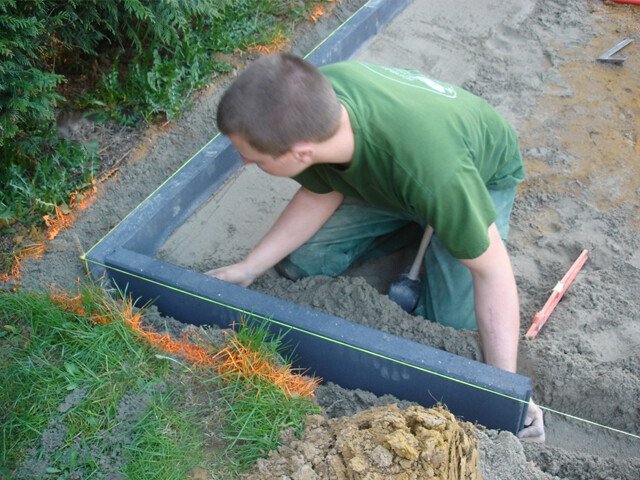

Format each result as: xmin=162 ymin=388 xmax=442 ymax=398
xmin=87 ymin=0 xmax=308 ymax=123
xmin=0 ymin=134 xmax=97 ymax=225
xmin=0 ymin=1 xmax=63 ymax=148
xmin=56 ymin=0 xmax=230 ymax=122
xmin=0 ymin=1 xmax=95 ymax=226
xmin=0 ymin=0 xmax=314 ymax=229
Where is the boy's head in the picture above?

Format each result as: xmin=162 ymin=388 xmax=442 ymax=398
xmin=217 ymin=53 xmax=342 ymax=156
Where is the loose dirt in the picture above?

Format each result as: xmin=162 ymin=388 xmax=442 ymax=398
xmin=16 ymin=0 xmax=640 ymax=478
xmin=244 ymin=404 xmax=481 ymax=480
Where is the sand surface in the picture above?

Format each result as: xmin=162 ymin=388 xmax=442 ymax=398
xmin=19 ymin=0 xmax=640 ymax=478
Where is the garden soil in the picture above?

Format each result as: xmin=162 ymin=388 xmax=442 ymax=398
xmin=16 ymin=0 xmax=640 ymax=478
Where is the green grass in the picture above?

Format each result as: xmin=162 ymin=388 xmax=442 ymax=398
xmin=124 ymin=393 xmax=204 ymax=479
xmin=216 ymin=320 xmax=320 ymax=473
xmin=0 ymin=287 xmax=204 ymax=478
xmin=219 ymin=376 xmax=320 ymax=472
xmin=0 ymin=287 xmax=321 ymax=478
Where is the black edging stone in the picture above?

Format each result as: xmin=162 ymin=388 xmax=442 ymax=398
xmin=85 ymin=0 xmax=530 ymax=433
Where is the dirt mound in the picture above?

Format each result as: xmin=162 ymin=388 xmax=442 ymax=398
xmin=244 ymin=404 xmax=481 ymax=480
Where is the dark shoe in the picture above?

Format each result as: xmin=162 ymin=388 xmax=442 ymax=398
xmin=274 ymin=258 xmax=307 ymax=281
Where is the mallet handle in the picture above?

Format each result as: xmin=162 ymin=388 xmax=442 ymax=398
xmin=408 ymin=225 xmax=434 ymax=280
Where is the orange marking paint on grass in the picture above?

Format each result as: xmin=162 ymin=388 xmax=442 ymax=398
xmin=51 ymin=292 xmax=112 ymax=325
xmin=50 ymin=293 xmax=318 ymax=398
xmin=247 ymin=31 xmax=291 ymax=55
xmin=120 ymin=301 xmax=219 ymax=367
xmin=43 ymin=180 xmax=98 ymax=241
xmin=0 ymin=243 xmax=45 ymax=284
xmin=1 ymin=181 xmax=98 ymax=286
xmin=213 ymin=337 xmax=320 ymax=397
xmin=246 ymin=2 xmax=332 ymax=55
xmin=310 ymin=5 xmax=326 ymax=23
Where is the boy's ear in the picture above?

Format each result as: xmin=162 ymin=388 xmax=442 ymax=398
xmin=290 ymin=142 xmax=314 ymax=165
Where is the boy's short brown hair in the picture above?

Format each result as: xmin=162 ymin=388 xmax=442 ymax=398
xmin=217 ymin=53 xmax=342 ymax=156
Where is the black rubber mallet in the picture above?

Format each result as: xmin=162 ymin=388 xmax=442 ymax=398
xmin=387 ymin=225 xmax=434 ymax=312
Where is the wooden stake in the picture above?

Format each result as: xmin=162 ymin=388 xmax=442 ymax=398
xmin=525 ymin=249 xmax=589 ymax=339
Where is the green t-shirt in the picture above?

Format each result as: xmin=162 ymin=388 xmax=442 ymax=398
xmin=293 ymin=62 xmax=524 ymax=259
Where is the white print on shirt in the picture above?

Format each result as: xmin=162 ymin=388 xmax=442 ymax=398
xmin=360 ymin=63 xmax=457 ymax=99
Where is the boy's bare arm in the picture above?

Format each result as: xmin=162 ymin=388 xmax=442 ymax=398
xmin=462 ymin=229 xmax=546 ymax=442
xmin=206 ymin=187 xmax=344 ymax=286
xmin=460 ymin=223 xmax=520 ymax=373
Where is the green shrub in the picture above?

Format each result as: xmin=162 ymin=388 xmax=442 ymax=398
xmin=85 ymin=0 xmax=308 ymax=123
xmin=0 ymin=0 xmax=315 ymax=229
xmin=0 ymin=133 xmax=97 ymax=225
xmin=0 ymin=1 xmax=95 ymax=226
xmin=0 ymin=1 xmax=63 ymax=148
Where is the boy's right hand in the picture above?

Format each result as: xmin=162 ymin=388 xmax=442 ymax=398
xmin=205 ymin=262 xmax=257 ymax=287
xmin=517 ymin=399 xmax=545 ymax=443
xmin=205 ymin=188 xmax=344 ymax=290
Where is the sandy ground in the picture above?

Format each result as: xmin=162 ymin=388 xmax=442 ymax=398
xmin=17 ymin=0 xmax=640 ymax=478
